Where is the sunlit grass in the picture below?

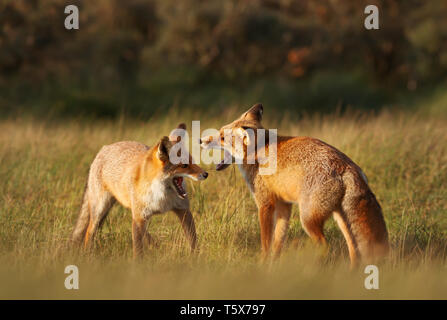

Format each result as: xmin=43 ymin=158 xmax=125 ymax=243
xmin=0 ymin=107 xmax=446 ymax=299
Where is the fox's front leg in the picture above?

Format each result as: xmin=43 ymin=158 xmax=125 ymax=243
xmin=173 ymin=208 xmax=197 ymax=252
xmin=257 ymin=202 xmax=276 ymax=260
xmin=144 ymin=231 xmax=158 ymax=248
xmin=131 ymin=214 xmax=147 ymax=259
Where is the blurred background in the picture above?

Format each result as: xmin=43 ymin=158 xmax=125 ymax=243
xmin=1 ymin=0 xmax=446 ymax=118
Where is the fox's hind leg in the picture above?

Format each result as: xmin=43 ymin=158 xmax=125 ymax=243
xmin=298 ymin=181 xmax=344 ymax=250
xmin=72 ymin=183 xmax=91 ymax=246
xmin=83 ymin=188 xmax=115 ymax=249
xmin=299 ymin=201 xmax=330 ymax=246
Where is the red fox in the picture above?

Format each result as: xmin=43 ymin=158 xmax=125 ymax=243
xmin=72 ymin=123 xmax=208 ymax=258
xmin=200 ymin=104 xmax=389 ymax=266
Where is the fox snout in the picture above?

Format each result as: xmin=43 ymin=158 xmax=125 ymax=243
xmin=184 ymin=165 xmax=209 ymax=181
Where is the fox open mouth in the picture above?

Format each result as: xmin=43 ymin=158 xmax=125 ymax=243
xmin=172 ymin=177 xmax=187 ymax=199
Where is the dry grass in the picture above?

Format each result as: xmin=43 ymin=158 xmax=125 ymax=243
xmin=0 ymin=107 xmax=446 ymax=299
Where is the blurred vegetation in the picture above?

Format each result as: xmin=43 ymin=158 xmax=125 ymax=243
xmin=1 ymin=0 xmax=447 ymax=118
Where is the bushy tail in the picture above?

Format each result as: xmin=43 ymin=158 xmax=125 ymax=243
xmin=71 ymin=182 xmax=90 ymax=246
xmin=340 ymin=173 xmax=389 ymax=265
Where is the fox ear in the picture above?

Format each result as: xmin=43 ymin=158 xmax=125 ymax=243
xmin=169 ymin=123 xmax=187 ymax=142
xmin=243 ymin=103 xmax=263 ymax=122
xmin=236 ymin=127 xmax=252 ymax=146
xmin=157 ymin=136 xmax=170 ymax=161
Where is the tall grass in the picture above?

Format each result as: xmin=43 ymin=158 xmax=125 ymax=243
xmin=0 ymin=107 xmax=446 ymax=299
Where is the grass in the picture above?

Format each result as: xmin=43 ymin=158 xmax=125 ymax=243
xmin=0 ymin=106 xmax=446 ymax=299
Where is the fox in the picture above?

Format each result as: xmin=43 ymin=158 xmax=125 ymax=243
xmin=200 ymin=104 xmax=389 ymax=267
xmin=71 ymin=123 xmax=208 ymax=258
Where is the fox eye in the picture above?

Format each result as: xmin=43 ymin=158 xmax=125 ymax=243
xmin=181 ymin=164 xmax=188 ymax=168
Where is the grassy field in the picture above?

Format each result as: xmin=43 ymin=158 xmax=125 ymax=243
xmin=0 ymin=106 xmax=446 ymax=299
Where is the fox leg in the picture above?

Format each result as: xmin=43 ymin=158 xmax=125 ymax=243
xmin=131 ymin=216 xmax=147 ymax=259
xmin=144 ymin=231 xmax=157 ymax=248
xmin=173 ymin=208 xmax=197 ymax=252
xmin=257 ymin=201 xmax=276 ymax=260
xmin=72 ymin=184 xmax=91 ymax=246
xmin=299 ymin=202 xmax=329 ymax=247
xmin=83 ymin=190 xmax=115 ymax=249
xmin=272 ymin=201 xmax=292 ymax=259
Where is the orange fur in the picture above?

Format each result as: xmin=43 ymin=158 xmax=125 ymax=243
xmin=72 ymin=124 xmax=207 ymax=258
xmin=201 ymin=104 xmax=389 ymax=266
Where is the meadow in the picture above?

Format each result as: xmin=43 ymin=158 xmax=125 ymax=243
xmin=0 ymin=105 xmax=446 ymax=299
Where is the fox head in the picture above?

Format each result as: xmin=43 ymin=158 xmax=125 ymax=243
xmin=146 ymin=123 xmax=208 ymax=199
xmin=200 ymin=103 xmax=266 ymax=171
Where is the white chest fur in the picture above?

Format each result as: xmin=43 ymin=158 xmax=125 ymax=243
xmin=140 ymin=179 xmax=188 ymax=218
